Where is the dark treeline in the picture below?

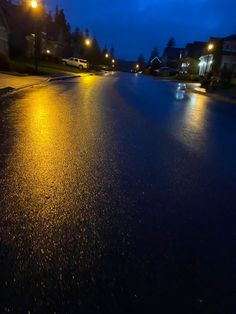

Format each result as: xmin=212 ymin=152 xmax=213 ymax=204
xmin=1 ymin=0 xmax=114 ymax=65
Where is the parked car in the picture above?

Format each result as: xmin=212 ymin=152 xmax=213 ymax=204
xmin=62 ymin=57 xmax=89 ymax=69
xmin=155 ymin=67 xmax=179 ymax=76
xmin=100 ymin=65 xmax=109 ymax=71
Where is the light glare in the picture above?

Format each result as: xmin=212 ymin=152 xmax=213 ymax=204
xmin=31 ymin=0 xmax=38 ymax=9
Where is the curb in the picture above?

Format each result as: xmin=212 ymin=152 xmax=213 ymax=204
xmin=0 ymin=87 xmax=15 ymax=96
xmin=0 ymin=74 xmax=81 ymax=97
xmin=48 ymin=74 xmax=81 ymax=82
xmin=187 ymin=88 xmax=236 ymax=105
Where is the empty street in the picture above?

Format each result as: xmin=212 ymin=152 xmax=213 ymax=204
xmin=0 ymin=73 xmax=236 ymax=313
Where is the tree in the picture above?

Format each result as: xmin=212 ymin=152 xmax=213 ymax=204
xmin=45 ymin=12 xmax=54 ymax=39
xmin=53 ymin=8 xmax=72 ymax=56
xmin=72 ymin=27 xmax=83 ymax=57
xmin=89 ymin=37 xmax=102 ymax=65
xmin=102 ymin=45 xmax=108 ymax=55
xmin=167 ymin=37 xmax=176 ymax=48
xmin=149 ymin=46 xmax=159 ymax=63
xmin=137 ymin=53 xmax=145 ymax=67
xmin=2 ymin=0 xmax=105 ymax=62
xmin=85 ymin=28 xmax=90 ymax=38
xmin=110 ymin=45 xmax=115 ymax=59
xmin=102 ymin=45 xmax=109 ymax=64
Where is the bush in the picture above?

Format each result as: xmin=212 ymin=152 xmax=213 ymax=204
xmin=0 ymin=52 xmax=11 ymax=71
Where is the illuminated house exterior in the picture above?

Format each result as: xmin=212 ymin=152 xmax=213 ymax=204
xmin=0 ymin=5 xmax=9 ymax=55
xmin=199 ymin=54 xmax=214 ymax=75
xmin=199 ymin=35 xmax=236 ymax=76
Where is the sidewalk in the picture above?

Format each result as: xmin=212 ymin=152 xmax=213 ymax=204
xmin=0 ymin=72 xmax=84 ymax=96
xmin=187 ymin=83 xmax=236 ymax=105
xmin=0 ymin=73 xmax=49 ymax=90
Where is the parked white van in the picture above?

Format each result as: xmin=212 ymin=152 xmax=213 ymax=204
xmin=62 ymin=57 xmax=89 ymax=69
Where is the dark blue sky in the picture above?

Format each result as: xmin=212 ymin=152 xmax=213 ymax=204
xmin=48 ymin=0 xmax=236 ymax=60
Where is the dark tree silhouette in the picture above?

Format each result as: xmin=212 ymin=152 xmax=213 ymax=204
xmin=110 ymin=45 xmax=115 ymax=59
xmin=149 ymin=46 xmax=159 ymax=63
xmin=137 ymin=53 xmax=145 ymax=66
xmin=167 ymin=37 xmax=176 ymax=48
xmin=1 ymin=1 xmax=105 ymax=62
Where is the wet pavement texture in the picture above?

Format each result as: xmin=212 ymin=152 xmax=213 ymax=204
xmin=0 ymin=73 xmax=236 ymax=313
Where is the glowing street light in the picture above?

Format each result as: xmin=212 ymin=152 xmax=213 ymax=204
xmin=30 ymin=0 xmax=38 ymax=9
xmin=46 ymin=49 xmax=51 ymax=54
xmin=105 ymin=53 xmax=109 ymax=59
xmin=30 ymin=0 xmax=39 ymax=73
xmin=112 ymin=59 xmax=115 ymax=64
xmin=205 ymin=43 xmax=215 ymax=75
xmin=136 ymin=64 xmax=140 ymax=70
xmin=85 ymin=38 xmax=91 ymax=47
xmin=208 ymin=43 xmax=214 ymax=51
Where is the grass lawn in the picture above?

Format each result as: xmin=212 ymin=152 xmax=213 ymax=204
xmin=11 ymin=59 xmax=87 ymax=75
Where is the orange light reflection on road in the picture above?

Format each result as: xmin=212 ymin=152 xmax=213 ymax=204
xmin=174 ymin=92 xmax=210 ymax=154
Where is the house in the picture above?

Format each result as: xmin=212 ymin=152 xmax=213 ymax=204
xmin=162 ymin=47 xmax=183 ymax=68
xmin=0 ymin=0 xmax=27 ymax=57
xmin=221 ymin=35 xmax=236 ymax=73
xmin=150 ymin=56 xmax=162 ymax=69
xmin=180 ymin=41 xmax=206 ymax=74
xmin=0 ymin=5 xmax=9 ymax=55
xmin=199 ymin=35 xmax=236 ymax=76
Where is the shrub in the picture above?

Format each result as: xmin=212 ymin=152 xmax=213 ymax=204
xmin=0 ymin=52 xmax=11 ymax=71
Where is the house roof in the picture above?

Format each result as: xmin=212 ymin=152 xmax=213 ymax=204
xmin=184 ymin=41 xmax=206 ymax=58
xmin=150 ymin=56 xmax=162 ymax=64
xmin=223 ymin=34 xmax=236 ymax=41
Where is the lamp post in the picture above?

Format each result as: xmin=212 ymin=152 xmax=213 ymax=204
xmin=205 ymin=43 xmax=214 ymax=75
xmin=104 ymin=53 xmax=109 ymax=66
xmin=31 ymin=0 xmax=38 ymax=9
xmin=85 ymin=38 xmax=91 ymax=47
xmin=31 ymin=0 xmax=39 ymax=73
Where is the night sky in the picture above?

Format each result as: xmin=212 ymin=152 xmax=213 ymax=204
xmin=48 ymin=0 xmax=236 ymax=60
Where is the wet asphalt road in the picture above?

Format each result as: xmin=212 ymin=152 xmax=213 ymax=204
xmin=0 ymin=72 xmax=236 ymax=314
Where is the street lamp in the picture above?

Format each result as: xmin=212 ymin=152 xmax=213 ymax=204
xmin=31 ymin=0 xmax=39 ymax=73
xmin=208 ymin=43 xmax=214 ymax=51
xmin=105 ymin=53 xmax=109 ymax=59
xmin=205 ymin=43 xmax=214 ymax=75
xmin=135 ymin=64 xmax=140 ymax=72
xmin=112 ymin=59 xmax=115 ymax=64
xmin=30 ymin=0 xmax=38 ymax=9
xmin=85 ymin=38 xmax=91 ymax=47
